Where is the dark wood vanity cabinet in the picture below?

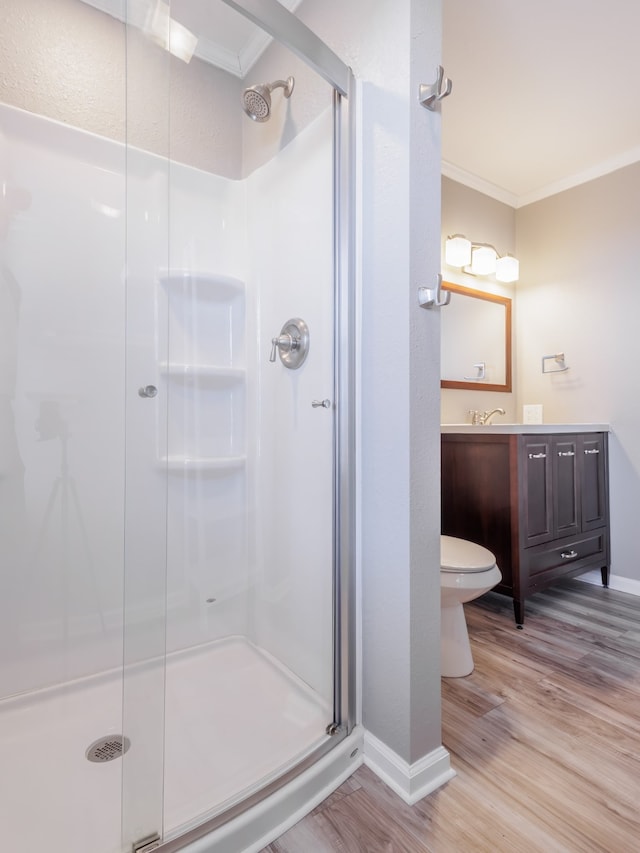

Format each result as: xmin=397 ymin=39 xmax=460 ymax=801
xmin=441 ymin=431 xmax=610 ymax=625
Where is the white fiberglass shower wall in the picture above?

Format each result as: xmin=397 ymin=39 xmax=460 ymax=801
xmin=0 ymin=1 xmax=355 ymax=851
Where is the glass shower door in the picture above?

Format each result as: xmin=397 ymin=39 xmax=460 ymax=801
xmin=120 ymin=9 xmax=171 ymax=851
xmin=156 ymin=3 xmax=340 ymax=837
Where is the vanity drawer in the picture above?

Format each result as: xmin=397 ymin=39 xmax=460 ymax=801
xmin=525 ymin=531 xmax=607 ymax=581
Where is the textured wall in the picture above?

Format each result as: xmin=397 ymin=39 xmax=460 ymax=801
xmin=0 ymin=0 xmax=242 ymax=177
xmin=240 ymin=23 xmax=334 ymax=178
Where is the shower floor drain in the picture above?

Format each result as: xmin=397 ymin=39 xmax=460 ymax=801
xmin=86 ymin=735 xmax=130 ymax=763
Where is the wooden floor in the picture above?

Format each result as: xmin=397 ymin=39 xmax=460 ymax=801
xmin=262 ymin=579 xmax=640 ymax=852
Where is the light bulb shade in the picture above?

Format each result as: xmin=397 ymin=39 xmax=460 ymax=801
xmin=470 ymin=245 xmax=497 ymax=276
xmin=495 ymin=255 xmax=520 ymax=283
xmin=445 ymin=236 xmax=472 ymax=268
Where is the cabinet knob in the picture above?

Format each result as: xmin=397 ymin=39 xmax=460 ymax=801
xmin=560 ymin=550 xmax=578 ymax=559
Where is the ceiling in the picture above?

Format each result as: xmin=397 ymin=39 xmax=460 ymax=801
xmin=81 ymin=0 xmax=640 ymax=209
xmin=442 ymin=0 xmax=640 ymax=207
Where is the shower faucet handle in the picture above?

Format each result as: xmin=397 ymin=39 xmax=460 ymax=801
xmin=270 ymin=333 xmax=296 ymax=362
xmin=269 ymin=319 xmax=309 ymax=369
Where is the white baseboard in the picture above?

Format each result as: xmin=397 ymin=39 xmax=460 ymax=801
xmin=363 ymin=730 xmax=456 ymax=805
xmin=578 ymin=570 xmax=640 ymax=597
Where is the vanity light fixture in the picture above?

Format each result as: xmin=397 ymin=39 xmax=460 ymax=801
xmin=445 ymin=234 xmax=520 ymax=283
xmin=470 ymin=244 xmax=497 ymax=276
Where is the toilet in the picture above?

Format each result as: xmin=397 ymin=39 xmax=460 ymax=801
xmin=440 ymin=535 xmax=502 ymax=677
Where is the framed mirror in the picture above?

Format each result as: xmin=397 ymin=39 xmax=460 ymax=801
xmin=440 ymin=281 xmax=512 ymax=392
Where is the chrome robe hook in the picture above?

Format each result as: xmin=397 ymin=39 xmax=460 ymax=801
xmin=418 ymin=65 xmax=452 ymax=111
xmin=418 ymin=275 xmax=451 ymax=309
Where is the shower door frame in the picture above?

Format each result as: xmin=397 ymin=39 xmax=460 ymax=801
xmin=154 ymin=1 xmax=356 ymax=850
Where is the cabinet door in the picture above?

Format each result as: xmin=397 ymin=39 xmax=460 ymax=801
xmin=521 ymin=436 xmax=554 ymax=546
xmin=580 ymin=433 xmax=608 ymax=530
xmin=553 ymin=435 xmax=580 ymax=538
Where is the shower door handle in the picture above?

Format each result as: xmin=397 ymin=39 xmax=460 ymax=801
xmin=312 ymin=399 xmax=331 ymax=409
xmin=138 ymin=385 xmax=158 ymax=398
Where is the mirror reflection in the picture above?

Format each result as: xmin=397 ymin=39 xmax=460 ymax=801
xmin=440 ymin=282 xmax=512 ymax=392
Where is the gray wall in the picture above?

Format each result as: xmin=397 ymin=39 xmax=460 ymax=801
xmin=441 ymin=177 xmax=517 ymax=423
xmin=443 ymin=164 xmax=640 ymax=586
xmin=516 ymin=163 xmax=640 ymax=585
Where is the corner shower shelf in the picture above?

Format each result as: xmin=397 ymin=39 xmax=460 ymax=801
xmin=162 ymin=455 xmax=246 ymax=473
xmin=158 ymin=270 xmax=244 ymax=300
xmin=160 ymin=363 xmax=246 ymax=388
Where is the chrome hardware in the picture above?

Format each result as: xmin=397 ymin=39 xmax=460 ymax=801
xmin=479 ymin=407 xmax=505 ymax=425
xmin=418 ymin=274 xmax=451 ymax=309
xmin=133 ymin=834 xmax=161 ymax=853
xmin=542 ymin=352 xmax=570 ymax=373
xmin=270 ymin=335 xmax=292 ymax=362
xmin=528 ymin=452 xmax=547 ymax=459
xmin=312 ymin=399 xmax=331 ymax=409
xmin=269 ymin=318 xmax=309 ymax=369
xmin=584 ymin=448 xmax=600 ymax=455
xmin=418 ymin=65 xmax=452 ymax=111
xmin=558 ymin=451 xmax=575 ymax=457
xmin=325 ymin=722 xmax=342 ymax=736
xmin=138 ymin=385 xmax=158 ymax=398
xmin=560 ymin=550 xmax=578 ymax=560
xmin=464 ymin=362 xmax=486 ymax=381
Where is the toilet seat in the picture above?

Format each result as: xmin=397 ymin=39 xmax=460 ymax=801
xmin=440 ymin=535 xmax=502 ymax=677
xmin=441 ymin=534 xmax=496 ymax=573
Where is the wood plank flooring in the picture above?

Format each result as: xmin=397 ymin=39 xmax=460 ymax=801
xmin=262 ymin=579 xmax=640 ymax=852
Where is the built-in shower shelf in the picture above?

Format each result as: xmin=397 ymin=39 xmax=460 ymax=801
xmin=162 ymin=455 xmax=246 ymax=473
xmin=160 ymin=363 xmax=245 ymax=387
xmin=159 ymin=270 xmax=244 ymax=300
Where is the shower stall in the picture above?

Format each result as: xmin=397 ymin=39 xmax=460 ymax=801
xmin=0 ymin=1 xmax=356 ymax=851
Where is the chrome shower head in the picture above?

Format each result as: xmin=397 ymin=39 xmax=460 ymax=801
xmin=242 ymin=76 xmax=295 ymax=122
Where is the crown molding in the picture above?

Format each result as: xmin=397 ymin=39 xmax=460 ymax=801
xmin=516 ymin=147 xmax=640 ymax=207
xmin=444 ymin=148 xmax=640 ymax=210
xmin=441 ymin=161 xmax=518 ymax=209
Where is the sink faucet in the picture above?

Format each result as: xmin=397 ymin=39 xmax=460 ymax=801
xmin=479 ymin=407 xmax=506 ymax=425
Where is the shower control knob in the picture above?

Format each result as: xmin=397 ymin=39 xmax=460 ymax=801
xmin=269 ymin=318 xmax=309 ymax=369
xmin=270 ymin=333 xmax=296 ymax=362
xmin=312 ymin=399 xmax=331 ymax=409
xmin=138 ymin=385 xmax=158 ymax=398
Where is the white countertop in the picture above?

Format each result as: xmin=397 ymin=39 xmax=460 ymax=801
xmin=441 ymin=423 xmax=610 ymax=435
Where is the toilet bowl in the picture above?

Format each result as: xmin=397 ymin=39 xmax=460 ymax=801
xmin=440 ymin=535 xmax=502 ymax=677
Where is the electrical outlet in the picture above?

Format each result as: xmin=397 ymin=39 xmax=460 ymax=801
xmin=523 ymin=404 xmax=543 ymax=424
